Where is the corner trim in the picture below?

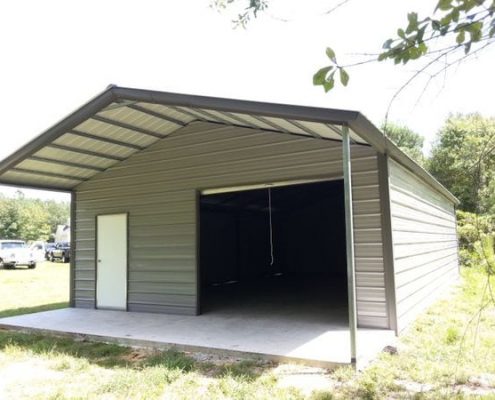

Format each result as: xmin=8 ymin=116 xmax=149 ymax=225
xmin=69 ymin=191 xmax=76 ymax=307
xmin=377 ymin=153 xmax=398 ymax=334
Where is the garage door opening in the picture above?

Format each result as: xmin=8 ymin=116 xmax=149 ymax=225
xmin=199 ymin=179 xmax=348 ymax=324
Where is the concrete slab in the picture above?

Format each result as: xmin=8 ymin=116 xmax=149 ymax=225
xmin=0 ymin=308 xmax=395 ymax=368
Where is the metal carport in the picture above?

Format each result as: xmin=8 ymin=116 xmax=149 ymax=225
xmin=0 ymin=85 xmax=459 ymax=364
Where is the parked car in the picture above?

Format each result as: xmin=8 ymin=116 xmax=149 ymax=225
xmin=0 ymin=240 xmax=36 ymax=269
xmin=28 ymin=241 xmax=53 ymax=263
xmin=49 ymin=242 xmax=71 ymax=263
xmin=44 ymin=242 xmax=57 ymax=260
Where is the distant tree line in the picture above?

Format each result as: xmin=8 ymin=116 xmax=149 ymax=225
xmin=0 ymin=191 xmax=70 ymax=242
xmin=385 ymin=114 xmax=495 ymax=269
xmin=384 ymin=113 xmax=495 ymax=215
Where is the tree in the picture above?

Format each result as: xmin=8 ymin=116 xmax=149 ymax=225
xmin=214 ymin=1 xmax=495 ymax=95
xmin=0 ymin=197 xmax=22 ymax=239
xmin=0 ymin=192 xmax=70 ymax=241
xmin=382 ymin=123 xmax=425 ymax=164
xmin=428 ymin=114 xmax=495 ymax=213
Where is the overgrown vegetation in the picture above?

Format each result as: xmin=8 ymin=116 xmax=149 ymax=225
xmin=381 ymin=122 xmax=425 ymax=164
xmin=428 ymin=114 xmax=495 ymax=214
xmin=0 ymin=191 xmax=69 ymax=241
xmin=457 ymin=211 xmax=495 ymax=269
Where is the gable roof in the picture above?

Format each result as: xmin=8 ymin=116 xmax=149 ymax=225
xmin=0 ymin=85 xmax=459 ymax=204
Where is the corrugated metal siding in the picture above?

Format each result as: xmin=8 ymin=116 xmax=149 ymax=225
xmin=74 ymin=121 xmax=388 ymax=327
xmin=389 ymin=159 xmax=459 ymax=331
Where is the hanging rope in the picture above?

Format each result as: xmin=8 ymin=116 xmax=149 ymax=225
xmin=268 ymin=187 xmax=274 ymax=266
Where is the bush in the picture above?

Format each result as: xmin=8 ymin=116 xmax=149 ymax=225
xmin=456 ymin=211 xmax=495 ymax=269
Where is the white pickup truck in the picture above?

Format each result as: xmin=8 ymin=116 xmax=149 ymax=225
xmin=0 ymin=240 xmax=37 ymax=269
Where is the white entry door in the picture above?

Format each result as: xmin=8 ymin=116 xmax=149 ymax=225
xmin=96 ymin=214 xmax=127 ymax=310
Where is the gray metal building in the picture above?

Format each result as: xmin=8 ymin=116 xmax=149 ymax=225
xmin=0 ymin=86 xmax=460 ymax=357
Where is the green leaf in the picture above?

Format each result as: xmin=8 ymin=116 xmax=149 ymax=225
xmin=431 ymin=20 xmax=441 ymax=30
xmin=378 ymin=52 xmax=388 ymax=61
xmin=456 ymin=30 xmax=465 ymax=44
xmin=451 ymin=8 xmax=460 ymax=22
xmin=436 ymin=0 xmax=453 ymax=11
xmin=339 ymin=68 xmax=349 ymax=86
xmin=382 ymin=38 xmax=394 ymax=49
xmin=323 ymin=78 xmax=335 ymax=92
xmin=313 ymin=66 xmax=333 ymax=85
xmin=407 ymin=12 xmax=418 ymax=25
xmin=440 ymin=13 xmax=452 ymax=26
xmin=418 ymin=42 xmax=428 ymax=55
xmin=397 ymin=28 xmax=406 ymax=39
xmin=406 ymin=12 xmax=419 ymax=33
xmin=467 ymin=21 xmax=483 ymax=42
xmin=326 ymin=47 xmax=337 ymax=63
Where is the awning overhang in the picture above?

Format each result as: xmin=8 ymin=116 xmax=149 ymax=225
xmin=0 ymin=85 xmax=459 ymax=205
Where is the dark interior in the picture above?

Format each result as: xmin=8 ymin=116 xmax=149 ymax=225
xmin=199 ymin=180 xmax=348 ymax=322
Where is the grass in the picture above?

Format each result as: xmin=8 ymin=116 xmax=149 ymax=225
xmin=0 ymin=261 xmax=69 ymax=318
xmin=0 ymin=264 xmax=494 ymax=398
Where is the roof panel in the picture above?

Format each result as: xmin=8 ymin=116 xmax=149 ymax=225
xmin=35 ymin=147 xmax=117 ymax=169
xmin=54 ymin=133 xmax=137 ymax=159
xmin=260 ymin=116 xmax=311 ymax=136
xmin=97 ymin=106 xmax=181 ymax=136
xmin=17 ymin=159 xmax=96 ymax=179
xmin=297 ymin=120 xmax=342 ymax=141
xmin=227 ymin=113 xmax=278 ymax=130
xmin=197 ymin=109 xmax=251 ymax=127
xmin=133 ymin=103 xmax=196 ymax=124
xmin=1 ymin=170 xmax=79 ymax=189
xmin=75 ymin=119 xmax=159 ymax=148
xmin=174 ymin=106 xmax=217 ymax=122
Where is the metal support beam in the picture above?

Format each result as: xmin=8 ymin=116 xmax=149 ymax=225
xmin=91 ymin=115 xmax=165 ymax=139
xmin=342 ymin=124 xmax=358 ymax=364
xmin=325 ymin=123 xmax=345 ymax=137
xmin=127 ymin=104 xmax=187 ymax=127
xmin=30 ymin=156 xmax=106 ymax=172
xmin=102 ymin=100 xmax=137 ymax=111
xmin=167 ymin=105 xmax=206 ymax=121
xmin=186 ymin=108 xmax=234 ymax=125
xmin=286 ymin=120 xmax=322 ymax=139
xmin=250 ymin=115 xmax=290 ymax=133
xmin=219 ymin=111 xmax=261 ymax=130
xmin=69 ymin=130 xmax=145 ymax=150
xmin=12 ymin=167 xmax=85 ymax=182
xmin=48 ymin=143 xmax=126 ymax=162
xmin=69 ymin=191 xmax=76 ymax=307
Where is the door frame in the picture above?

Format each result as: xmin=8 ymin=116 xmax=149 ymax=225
xmin=95 ymin=212 xmax=130 ymax=311
xmin=196 ymin=174 xmax=344 ymax=315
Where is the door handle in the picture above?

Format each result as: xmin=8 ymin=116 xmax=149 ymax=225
xmin=98 ymin=259 xmax=102 ymax=263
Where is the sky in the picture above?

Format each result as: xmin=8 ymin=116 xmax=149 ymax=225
xmin=0 ymin=0 xmax=493 ymax=201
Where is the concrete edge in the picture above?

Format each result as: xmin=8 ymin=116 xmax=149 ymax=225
xmin=0 ymin=323 xmax=350 ymax=370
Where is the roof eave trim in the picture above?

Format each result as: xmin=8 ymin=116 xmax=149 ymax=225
xmin=111 ymin=86 xmax=361 ymax=126
xmin=348 ymin=113 xmax=459 ymax=206
xmin=0 ymin=86 xmax=116 ymax=177
xmin=0 ymin=180 xmax=72 ymax=193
